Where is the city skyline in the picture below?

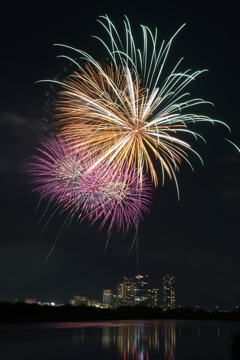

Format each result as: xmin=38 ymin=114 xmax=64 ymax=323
xmin=17 ymin=273 xmax=167 ymax=308
xmin=0 ymin=2 xmax=239 ymax=310
xmin=11 ymin=272 xmax=239 ymax=312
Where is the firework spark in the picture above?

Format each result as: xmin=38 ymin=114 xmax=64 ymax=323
xmin=29 ymin=136 xmax=153 ymax=234
xmin=29 ymin=136 xmax=84 ymax=207
xmin=78 ymin=162 xmax=153 ymax=234
xmin=31 ymin=16 xmax=237 ymax=251
xmin=40 ymin=16 xmax=230 ymax=196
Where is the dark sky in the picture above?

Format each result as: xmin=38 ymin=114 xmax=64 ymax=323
xmin=0 ymin=1 xmax=239 ymax=310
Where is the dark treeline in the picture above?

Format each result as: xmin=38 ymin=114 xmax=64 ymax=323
xmin=1 ymin=302 xmax=240 ymax=323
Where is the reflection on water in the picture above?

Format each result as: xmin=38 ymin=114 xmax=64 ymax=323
xmin=0 ymin=320 xmax=239 ymax=360
xmin=164 ymin=322 xmax=176 ymax=360
xmin=113 ymin=322 xmax=160 ymax=359
xmin=73 ymin=328 xmax=85 ymax=344
xmin=72 ymin=321 xmax=176 ymax=359
xmin=70 ymin=320 xmax=239 ymax=360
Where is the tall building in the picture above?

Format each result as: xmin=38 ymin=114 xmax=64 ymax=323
xmin=163 ymin=275 xmax=175 ymax=310
xmin=117 ymin=275 xmax=154 ymax=307
xmin=117 ymin=277 xmax=134 ymax=306
xmin=147 ymin=288 xmax=159 ymax=307
xmin=132 ymin=275 xmax=149 ymax=306
xmin=103 ymin=289 xmax=115 ymax=308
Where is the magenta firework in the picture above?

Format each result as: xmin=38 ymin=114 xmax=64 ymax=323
xmin=78 ymin=162 xmax=153 ymax=233
xmin=29 ymin=136 xmax=153 ymax=233
xmin=29 ymin=136 xmax=84 ymax=206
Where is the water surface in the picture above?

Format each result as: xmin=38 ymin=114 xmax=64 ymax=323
xmin=0 ymin=320 xmax=239 ymax=359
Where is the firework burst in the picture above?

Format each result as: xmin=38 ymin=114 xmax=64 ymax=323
xmin=40 ymin=15 xmax=229 ymax=195
xmin=29 ymin=136 xmax=153 ymax=234
xmin=30 ymin=15 xmax=237 ymax=254
xmin=29 ymin=136 xmax=84 ymax=207
xmin=78 ymin=162 xmax=153 ymax=234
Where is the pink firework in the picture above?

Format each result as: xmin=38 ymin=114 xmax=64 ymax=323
xmin=79 ymin=163 xmax=153 ymax=233
xmin=29 ymin=136 xmax=153 ymax=233
xmin=29 ymin=136 xmax=85 ymax=209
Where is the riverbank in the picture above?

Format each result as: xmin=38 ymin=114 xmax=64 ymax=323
xmin=1 ymin=302 xmax=240 ymax=323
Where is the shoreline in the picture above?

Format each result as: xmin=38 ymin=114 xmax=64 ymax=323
xmin=1 ymin=303 xmax=240 ymax=324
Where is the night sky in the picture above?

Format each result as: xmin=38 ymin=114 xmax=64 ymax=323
xmin=1 ymin=1 xmax=239 ymax=310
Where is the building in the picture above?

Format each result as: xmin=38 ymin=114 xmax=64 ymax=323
xmin=103 ymin=289 xmax=116 ymax=308
xmin=117 ymin=277 xmax=134 ymax=306
xmin=70 ymin=295 xmax=89 ymax=306
xmin=163 ymin=275 xmax=175 ymax=310
xmin=132 ymin=275 xmax=149 ymax=306
xmin=147 ymin=288 xmax=159 ymax=307
xmin=88 ymin=299 xmax=100 ymax=307
xmin=25 ymin=299 xmax=37 ymax=305
xmin=117 ymin=275 xmax=155 ymax=307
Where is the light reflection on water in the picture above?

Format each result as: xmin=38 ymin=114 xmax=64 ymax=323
xmin=0 ymin=320 xmax=239 ymax=360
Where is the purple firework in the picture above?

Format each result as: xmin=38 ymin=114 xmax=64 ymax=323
xmin=29 ymin=136 xmax=85 ymax=209
xmin=79 ymin=163 xmax=153 ymax=233
xmin=29 ymin=136 xmax=153 ymax=233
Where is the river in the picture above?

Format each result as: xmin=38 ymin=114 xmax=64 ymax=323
xmin=0 ymin=319 xmax=239 ymax=359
